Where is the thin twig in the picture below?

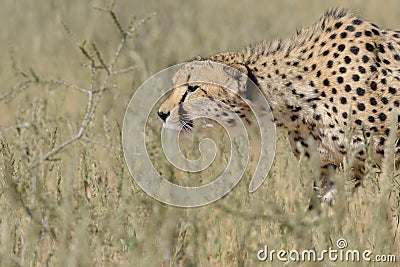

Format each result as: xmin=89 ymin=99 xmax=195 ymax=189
xmin=110 ymin=12 xmax=156 ymax=70
xmin=77 ymin=66 xmax=96 ymax=136
xmin=31 ymin=134 xmax=81 ymax=168
xmin=110 ymin=65 xmax=136 ymax=75
xmin=81 ymin=136 xmax=120 ymax=151
xmin=92 ymin=42 xmax=110 ymax=74
xmin=0 ymin=79 xmax=36 ymax=102
xmin=50 ymin=80 xmax=89 ymax=94
xmin=92 ymin=84 xmax=116 ymax=94
xmin=79 ymin=41 xmax=95 ymax=65
xmin=109 ymin=10 xmax=126 ymax=37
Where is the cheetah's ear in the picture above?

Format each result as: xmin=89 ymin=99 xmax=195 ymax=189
xmin=190 ymin=55 xmax=204 ymax=61
xmin=222 ymin=63 xmax=249 ymax=95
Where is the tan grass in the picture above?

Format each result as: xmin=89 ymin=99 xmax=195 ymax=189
xmin=0 ymin=1 xmax=399 ymax=266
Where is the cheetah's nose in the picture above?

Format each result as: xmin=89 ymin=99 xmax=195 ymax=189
xmin=157 ymin=110 xmax=170 ymax=122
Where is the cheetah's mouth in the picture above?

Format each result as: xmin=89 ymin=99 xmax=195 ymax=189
xmin=162 ymin=117 xmax=216 ymax=132
xmin=179 ymin=117 xmax=216 ymax=131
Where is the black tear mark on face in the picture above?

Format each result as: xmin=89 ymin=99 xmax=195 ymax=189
xmin=179 ymin=85 xmax=200 ymax=105
xmin=177 ymin=85 xmax=200 ymax=130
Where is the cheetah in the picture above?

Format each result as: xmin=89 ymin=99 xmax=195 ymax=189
xmin=157 ymin=9 xmax=400 ymax=203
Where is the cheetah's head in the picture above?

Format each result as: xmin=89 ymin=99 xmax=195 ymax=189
xmin=158 ymin=60 xmax=254 ymax=131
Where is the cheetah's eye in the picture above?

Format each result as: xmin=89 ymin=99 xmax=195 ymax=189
xmin=187 ymin=85 xmax=199 ymax=93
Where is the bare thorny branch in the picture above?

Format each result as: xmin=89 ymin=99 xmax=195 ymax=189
xmin=0 ymin=1 xmax=154 ymax=254
xmin=23 ymin=8 xmax=156 ymax=168
xmin=0 ymin=79 xmax=37 ymax=102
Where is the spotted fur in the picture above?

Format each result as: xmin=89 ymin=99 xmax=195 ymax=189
xmin=158 ymin=9 xmax=400 ymax=200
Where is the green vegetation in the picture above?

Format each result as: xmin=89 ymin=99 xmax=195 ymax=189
xmin=0 ymin=1 xmax=399 ymax=266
